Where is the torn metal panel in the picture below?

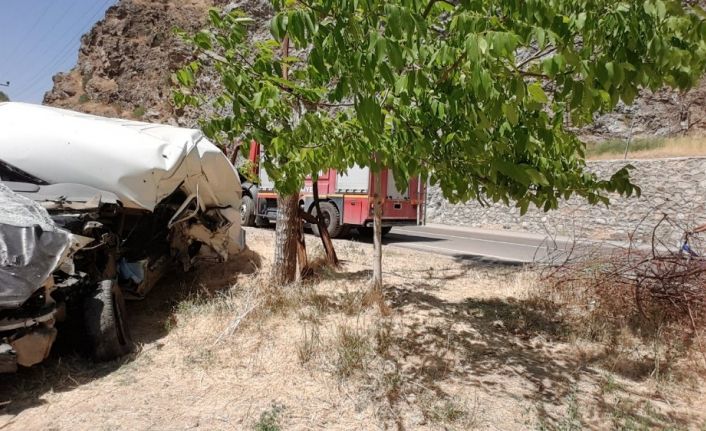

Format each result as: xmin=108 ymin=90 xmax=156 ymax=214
xmin=10 ymin=325 xmax=57 ymax=367
xmin=0 ymin=183 xmax=73 ymax=309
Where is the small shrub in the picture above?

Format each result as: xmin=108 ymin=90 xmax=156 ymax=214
xmin=253 ymin=403 xmax=285 ymax=431
xmin=132 ymin=105 xmax=146 ymax=118
xmin=78 ymin=94 xmax=90 ymax=104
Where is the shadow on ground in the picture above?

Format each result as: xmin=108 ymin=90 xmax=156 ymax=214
xmin=385 ymin=282 xmax=576 ymax=405
xmin=373 ymin=266 xmax=698 ymax=429
xmin=0 ymin=248 xmax=261 ymax=416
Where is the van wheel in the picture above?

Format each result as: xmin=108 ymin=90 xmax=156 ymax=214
xmin=83 ymin=280 xmax=133 ymax=361
xmin=240 ymin=195 xmax=256 ymax=226
xmin=311 ymin=202 xmax=343 ymax=238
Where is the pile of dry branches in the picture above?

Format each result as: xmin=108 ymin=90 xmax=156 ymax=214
xmin=542 ymin=216 xmax=706 ymax=357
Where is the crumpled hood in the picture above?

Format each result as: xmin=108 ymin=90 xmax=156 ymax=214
xmin=0 ymin=102 xmax=241 ymax=212
xmin=0 ymin=184 xmax=72 ymax=309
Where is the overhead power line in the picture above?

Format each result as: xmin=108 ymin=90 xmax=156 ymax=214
xmin=12 ymin=0 xmax=116 ymax=101
xmin=2 ymin=0 xmax=53 ymax=75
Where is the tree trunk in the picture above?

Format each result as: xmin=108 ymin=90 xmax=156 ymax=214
xmin=371 ymin=154 xmax=384 ymax=290
xmin=313 ymin=180 xmax=339 ymax=266
xmin=272 ymin=35 xmax=308 ymax=283
xmin=272 ymin=193 xmax=300 ymax=284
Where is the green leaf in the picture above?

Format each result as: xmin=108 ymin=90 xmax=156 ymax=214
xmin=388 ymin=41 xmax=404 ymax=69
xmin=527 ymin=83 xmax=548 ymax=103
xmin=495 ymin=160 xmax=531 ymax=186
xmin=502 ymin=102 xmax=519 ymax=126
xmin=656 ymin=0 xmax=666 ymax=19
xmin=175 ymin=68 xmax=194 ymax=87
xmin=194 ymin=31 xmax=212 ymax=50
xmin=524 ymin=167 xmax=550 ymax=186
xmin=478 ymin=37 xmax=488 ymax=55
xmin=465 ymin=34 xmax=480 ymax=62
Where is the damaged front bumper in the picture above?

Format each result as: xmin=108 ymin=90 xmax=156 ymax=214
xmin=0 ymin=294 xmax=58 ymax=373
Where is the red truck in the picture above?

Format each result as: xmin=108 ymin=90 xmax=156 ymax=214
xmin=239 ymin=144 xmax=424 ymax=238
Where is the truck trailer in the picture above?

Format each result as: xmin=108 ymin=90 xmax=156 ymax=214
xmin=239 ymin=144 xmax=424 ymax=238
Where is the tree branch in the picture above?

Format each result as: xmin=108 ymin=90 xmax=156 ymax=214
xmin=436 ymin=53 xmax=466 ymax=85
xmin=422 ymin=0 xmax=456 ymax=18
xmin=516 ymin=47 xmax=557 ymax=70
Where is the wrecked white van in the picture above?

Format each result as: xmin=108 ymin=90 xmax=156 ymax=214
xmin=0 ymin=102 xmax=244 ymax=371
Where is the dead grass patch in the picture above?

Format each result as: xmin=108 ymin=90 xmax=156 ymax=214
xmin=588 ymin=135 xmax=706 ymax=160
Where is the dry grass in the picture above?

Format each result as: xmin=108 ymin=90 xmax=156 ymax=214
xmin=588 ymin=135 xmax=706 ymax=160
xmin=0 ymin=228 xmax=705 ymax=430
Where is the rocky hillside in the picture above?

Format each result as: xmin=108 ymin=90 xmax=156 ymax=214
xmin=44 ymin=0 xmax=706 ymax=140
xmin=44 ymin=0 xmax=233 ymax=124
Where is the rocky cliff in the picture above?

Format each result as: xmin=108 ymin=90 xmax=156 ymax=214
xmin=44 ymin=0 xmax=706 ymax=140
xmin=44 ymin=0 xmax=232 ymax=124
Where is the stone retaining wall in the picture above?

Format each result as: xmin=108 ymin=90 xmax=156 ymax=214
xmin=426 ymin=157 xmax=706 ymax=245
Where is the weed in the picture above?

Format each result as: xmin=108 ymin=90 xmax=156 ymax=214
xmin=297 ymin=323 xmax=320 ymax=365
xmin=600 ymin=373 xmax=621 ymax=395
xmin=535 ymin=387 xmax=582 ymax=431
xmin=132 ymin=105 xmax=146 ymax=118
xmin=558 ymin=389 xmax=583 ymax=431
xmin=374 ymin=320 xmax=394 ymax=355
xmin=339 ymin=286 xmax=364 ymax=315
xmin=606 ymin=396 xmax=690 ymax=431
xmin=419 ymin=391 xmax=478 ymax=429
xmin=334 ymin=325 xmax=371 ymax=377
xmin=254 ymin=403 xmax=285 ymax=431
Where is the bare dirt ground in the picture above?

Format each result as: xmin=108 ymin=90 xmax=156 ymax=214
xmin=1 ymin=227 xmax=704 ymax=430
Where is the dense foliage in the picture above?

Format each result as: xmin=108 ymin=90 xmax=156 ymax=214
xmin=175 ymin=0 xmax=706 ymax=213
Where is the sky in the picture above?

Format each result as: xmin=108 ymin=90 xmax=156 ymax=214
xmin=0 ymin=0 xmax=117 ymax=104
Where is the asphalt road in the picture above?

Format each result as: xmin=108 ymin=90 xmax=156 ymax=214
xmin=382 ymin=224 xmax=587 ymax=264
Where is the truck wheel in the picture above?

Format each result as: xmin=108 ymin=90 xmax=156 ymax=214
xmin=83 ymin=280 xmax=133 ymax=361
xmin=240 ymin=195 xmax=256 ymax=227
xmin=311 ymin=202 xmax=344 ymax=238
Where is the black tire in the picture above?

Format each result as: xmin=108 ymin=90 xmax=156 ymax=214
xmin=311 ymin=201 xmax=344 ymax=238
xmin=83 ymin=280 xmax=133 ymax=361
xmin=240 ymin=194 xmax=256 ymax=227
